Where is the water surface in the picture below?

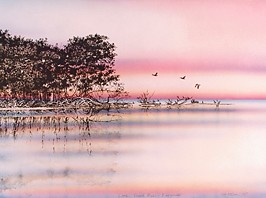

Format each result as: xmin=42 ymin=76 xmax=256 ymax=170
xmin=1 ymin=100 xmax=266 ymax=198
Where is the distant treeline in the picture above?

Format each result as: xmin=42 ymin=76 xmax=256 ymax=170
xmin=0 ymin=30 xmax=127 ymax=102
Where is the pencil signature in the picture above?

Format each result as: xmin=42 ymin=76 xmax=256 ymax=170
xmin=119 ymin=193 xmax=181 ymax=198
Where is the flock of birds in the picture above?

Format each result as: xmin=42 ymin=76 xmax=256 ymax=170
xmin=152 ymin=72 xmax=201 ymax=89
xmin=151 ymin=72 xmax=222 ymax=107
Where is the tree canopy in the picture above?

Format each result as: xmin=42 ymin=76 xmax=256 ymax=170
xmin=0 ymin=30 xmax=127 ymax=103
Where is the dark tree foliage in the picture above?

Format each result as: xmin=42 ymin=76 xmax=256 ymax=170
xmin=0 ymin=30 xmax=127 ymax=102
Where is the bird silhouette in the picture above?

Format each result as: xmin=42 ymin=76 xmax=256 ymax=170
xmin=180 ymin=76 xmax=186 ymax=80
xmin=195 ymin=84 xmax=200 ymax=89
xmin=152 ymin=72 xmax=158 ymax=76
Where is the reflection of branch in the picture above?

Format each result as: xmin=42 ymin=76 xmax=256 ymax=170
xmin=89 ymin=114 xmax=121 ymax=122
xmin=0 ymin=116 xmax=95 ymax=155
xmin=0 ymin=114 xmax=121 ymax=140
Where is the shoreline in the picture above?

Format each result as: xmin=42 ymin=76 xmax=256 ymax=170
xmin=0 ymin=101 xmax=232 ymax=112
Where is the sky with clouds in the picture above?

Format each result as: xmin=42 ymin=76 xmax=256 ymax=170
xmin=1 ymin=0 xmax=266 ymax=99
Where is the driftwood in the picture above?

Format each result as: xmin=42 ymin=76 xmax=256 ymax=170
xmin=139 ymin=102 xmax=161 ymax=108
xmin=0 ymin=98 xmax=132 ymax=116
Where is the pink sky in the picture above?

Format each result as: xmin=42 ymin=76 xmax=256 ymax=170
xmin=1 ymin=0 xmax=266 ymax=99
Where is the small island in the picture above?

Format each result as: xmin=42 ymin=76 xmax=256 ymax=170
xmin=0 ymin=30 xmax=130 ymax=114
xmin=0 ymin=30 xmax=228 ymax=117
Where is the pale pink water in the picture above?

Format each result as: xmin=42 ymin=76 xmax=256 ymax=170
xmin=1 ymin=101 xmax=266 ymax=198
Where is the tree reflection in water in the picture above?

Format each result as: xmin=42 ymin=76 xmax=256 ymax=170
xmin=0 ymin=114 xmax=121 ymax=196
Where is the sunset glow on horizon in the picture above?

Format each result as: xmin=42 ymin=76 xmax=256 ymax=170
xmin=1 ymin=0 xmax=266 ymax=99
xmin=3 ymin=2 xmax=266 ymax=197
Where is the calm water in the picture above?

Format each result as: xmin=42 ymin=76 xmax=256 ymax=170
xmin=1 ymin=100 xmax=266 ymax=198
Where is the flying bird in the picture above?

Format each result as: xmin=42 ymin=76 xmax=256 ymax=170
xmin=152 ymin=72 xmax=158 ymax=76
xmin=180 ymin=76 xmax=186 ymax=80
xmin=195 ymin=84 xmax=200 ymax=89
